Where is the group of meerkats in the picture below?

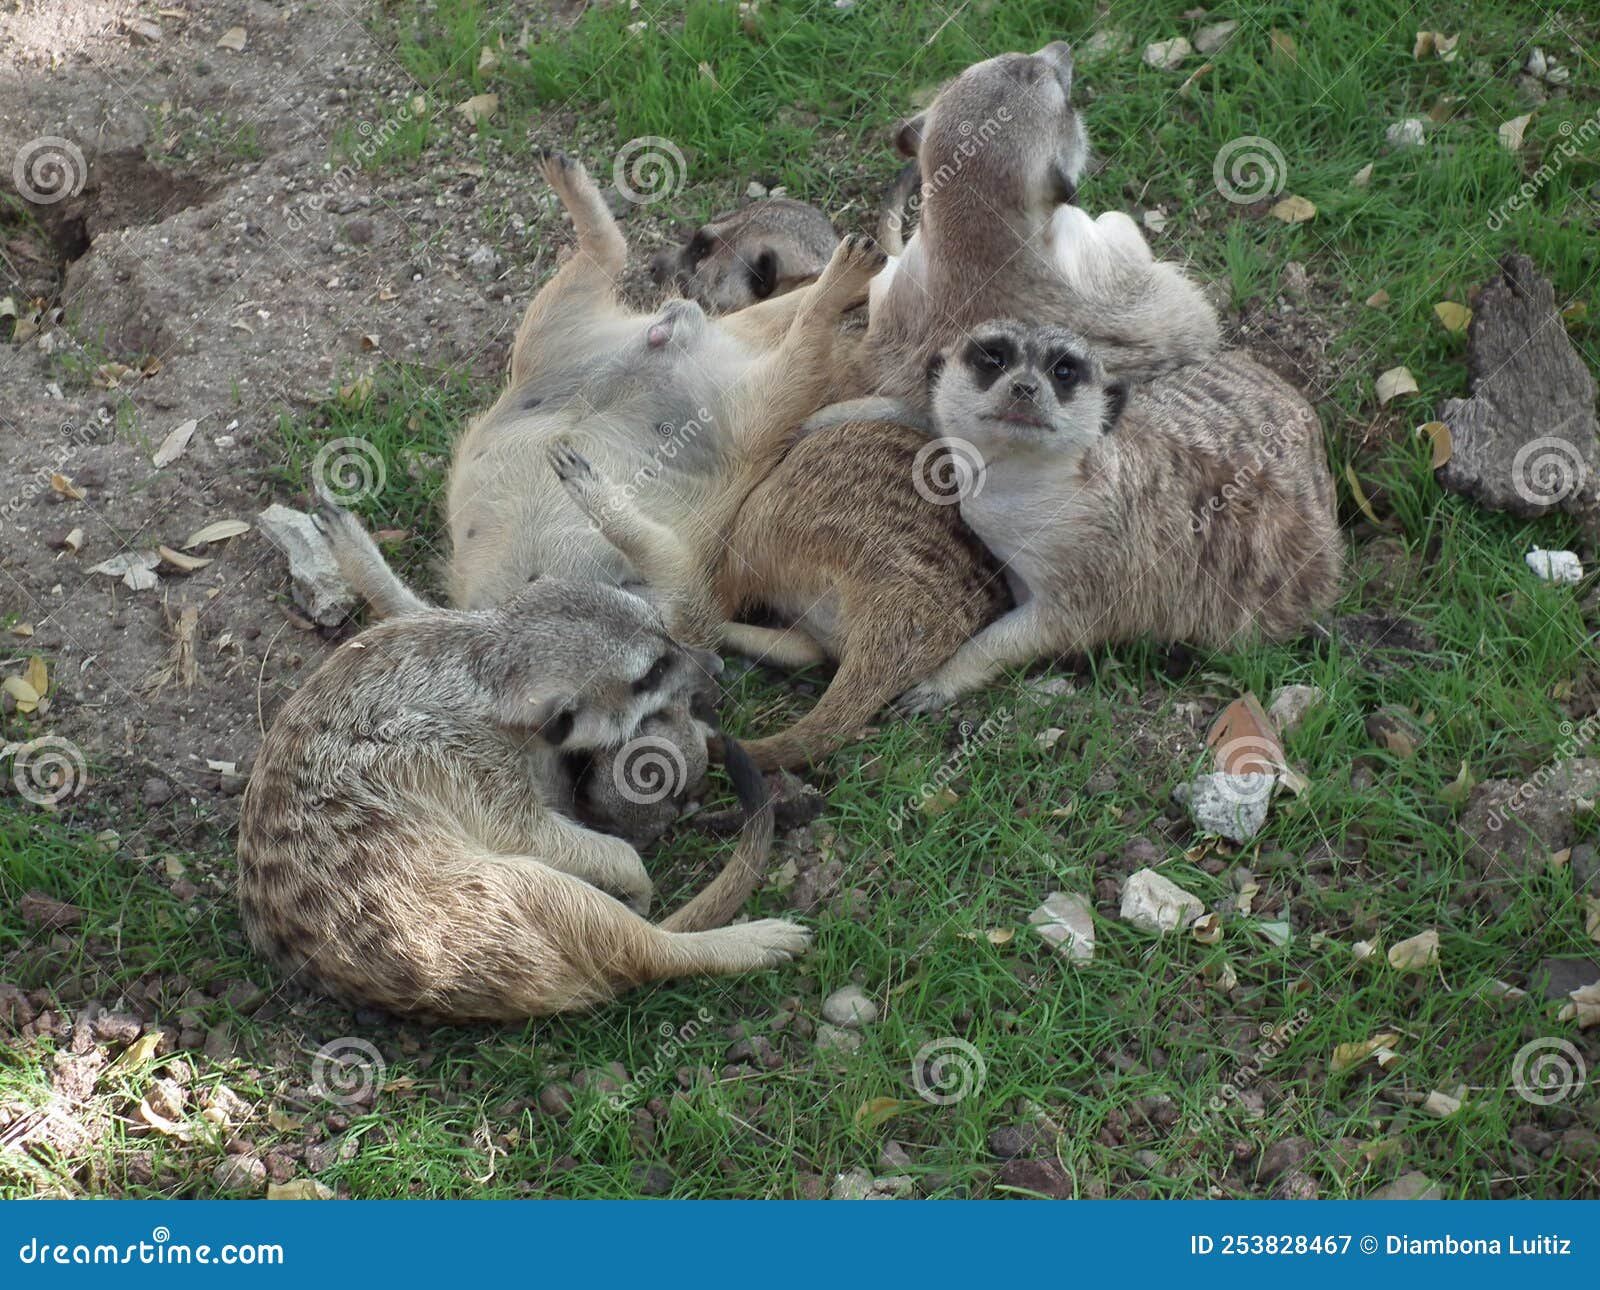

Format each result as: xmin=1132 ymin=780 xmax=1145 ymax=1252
xmin=236 ymin=43 xmax=1342 ymax=1022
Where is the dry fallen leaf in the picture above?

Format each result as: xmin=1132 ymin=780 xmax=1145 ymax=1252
xmin=1388 ymin=928 xmax=1439 ymax=971
xmin=1352 ymin=162 xmax=1374 ymax=188
xmin=1332 ymin=1032 xmax=1400 ymax=1072
xmin=1498 ymin=112 xmax=1534 ymax=151
xmin=1035 ymin=727 xmax=1065 ymax=750
xmin=106 ymin=1031 xmax=164 ymax=1078
xmin=51 ymin=473 xmax=85 ymax=500
xmin=1269 ymin=29 xmax=1297 ymax=65
xmin=917 ymin=786 xmax=959 ymax=816
xmin=1376 ymin=366 xmax=1419 ymax=404
xmin=1344 ymin=463 xmax=1384 ymax=526
xmin=1269 ymin=194 xmax=1317 ymax=224
xmin=61 ymin=527 xmax=84 ymax=554
xmin=158 ymin=545 xmax=212 ymax=573
xmin=1438 ymin=759 xmax=1475 ymax=804
xmin=477 ymin=46 xmax=499 ymax=73
xmin=1352 ymin=939 xmax=1381 ymax=962
xmin=216 ymin=26 xmax=246 ymax=51
xmin=3 ymin=674 xmax=40 ymax=712
xmin=1412 ymin=31 xmax=1459 ymax=61
xmin=1584 ymin=895 xmax=1600 ymax=945
xmin=1422 ymin=1087 xmax=1463 ymax=1116
xmin=10 ymin=623 xmax=34 ymax=638
xmin=1367 ymin=710 xmax=1419 ymax=757
xmin=1366 ymin=288 xmax=1391 ymax=308
xmin=1433 ymin=301 xmax=1472 ymax=333
xmin=1202 ymin=959 xmax=1238 ymax=990
xmin=1559 ymin=980 xmax=1600 ymax=1028
xmin=455 ymin=93 xmax=499 ymax=125
xmin=182 ymin=519 xmax=251 ymax=549
xmin=1192 ymin=913 xmax=1222 ymax=944
xmin=267 ymin=1179 xmax=334 ymax=1200
xmin=1207 ymin=692 xmax=1285 ymax=776
xmin=853 ymin=1097 xmax=920 ymax=1130
xmin=1416 ymin=420 xmax=1453 ymax=469
xmin=153 ymin=418 xmax=198 ymax=468
xmin=23 ymin=655 xmax=46 ymax=700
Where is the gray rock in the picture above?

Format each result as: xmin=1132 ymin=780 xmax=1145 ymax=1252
xmin=815 ymin=1023 xmax=862 ymax=1055
xmin=1120 ymin=868 xmax=1204 ymax=934
xmin=1193 ymin=20 xmax=1239 ymax=54
xmin=256 ymin=504 xmax=356 ymax=627
xmin=1371 ymin=1170 xmax=1443 ymax=1200
xmin=1029 ymin=891 xmax=1095 ymax=961
xmin=1386 ymin=118 xmax=1428 ymax=148
xmin=1174 ymin=771 xmax=1273 ymax=843
xmin=1267 ymin=684 xmax=1325 ymax=734
xmin=464 ymin=244 xmax=501 ymax=279
xmin=141 ymin=776 xmax=174 ymax=807
xmin=830 ymin=1167 xmax=874 ymax=1200
xmin=1258 ymin=1135 xmax=1310 ymax=1183
xmin=879 ymin=1140 xmax=912 ymax=1171
xmin=213 ymin=1154 xmax=266 ymax=1193
xmin=1570 ymin=842 xmax=1599 ymax=895
xmin=821 ymin=985 xmax=879 ymax=1028
xmin=1458 ymin=759 xmax=1600 ymax=876
xmin=1537 ymin=957 xmax=1600 ymax=1001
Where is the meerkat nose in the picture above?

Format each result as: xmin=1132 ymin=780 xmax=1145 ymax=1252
xmin=647 ymin=323 xmax=673 ymax=347
xmin=1011 ymin=379 xmax=1039 ymax=400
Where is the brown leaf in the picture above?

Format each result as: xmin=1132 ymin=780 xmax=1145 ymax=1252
xmin=454 ymin=93 xmax=499 ymax=126
xmin=1207 ymin=692 xmax=1285 ymax=776
xmin=216 ymin=26 xmax=246 ymax=51
xmin=51 ymin=473 xmax=85 ymax=500
xmin=853 ymin=1097 xmax=920 ymax=1130
xmin=1416 ymin=420 xmax=1453 ymax=469
xmin=1366 ymin=288 xmax=1391 ymax=308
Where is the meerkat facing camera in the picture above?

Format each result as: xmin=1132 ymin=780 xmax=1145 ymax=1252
xmin=894 ymin=322 xmax=1341 ymax=711
xmin=865 ymin=41 xmax=1222 ymax=403
xmin=649 ymin=197 xmax=840 ymax=312
xmin=239 ymin=513 xmax=808 ymax=1021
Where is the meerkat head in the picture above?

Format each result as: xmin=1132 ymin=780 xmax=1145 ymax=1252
xmin=893 ymin=42 xmax=1087 ymax=221
xmin=649 ymin=198 xmax=840 ymax=312
xmin=928 ymin=321 xmax=1126 ymax=454
xmin=483 ymin=578 xmax=722 ymax=843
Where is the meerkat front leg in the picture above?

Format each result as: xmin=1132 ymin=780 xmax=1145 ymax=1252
xmin=510 ymin=152 xmax=630 ymax=385
xmin=894 ymin=599 xmax=1067 ymax=713
xmin=523 ymin=809 xmax=656 ymax=916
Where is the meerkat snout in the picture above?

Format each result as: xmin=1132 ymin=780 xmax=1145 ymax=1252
xmin=932 ymin=322 xmax=1124 ymax=448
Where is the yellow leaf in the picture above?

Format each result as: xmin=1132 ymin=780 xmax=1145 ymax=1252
xmin=1344 ymin=463 xmax=1383 ymax=526
xmin=986 ymin=927 xmax=1014 ymax=946
xmin=1269 ymin=194 xmax=1316 ymax=224
xmin=106 ymin=1031 xmax=164 ymax=1078
xmin=267 ymin=1179 xmax=334 ymax=1199
xmin=1388 ymin=928 xmax=1439 ymax=971
xmin=853 ymin=1097 xmax=920 ymax=1130
xmin=455 ymin=93 xmax=499 ymax=126
xmin=1416 ymin=420 xmax=1453 ymax=469
xmin=1332 ymin=1032 xmax=1400 ymax=1072
xmin=1433 ymin=301 xmax=1472 ymax=333
xmin=10 ymin=623 xmax=34 ymax=638
xmin=1584 ymin=895 xmax=1600 ymax=945
xmin=1375 ymin=365 xmax=1418 ymax=404
xmin=24 ymin=655 xmax=46 ymax=699
xmin=3 ymin=674 xmax=40 ymax=711
xmin=1498 ymin=112 xmax=1534 ymax=151
xmin=51 ymin=473 xmax=85 ymax=500
xmin=159 ymin=545 xmax=213 ymax=572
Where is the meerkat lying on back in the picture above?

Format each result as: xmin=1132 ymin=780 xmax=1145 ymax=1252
xmin=865 ymin=41 xmax=1221 ymax=402
xmin=895 ymin=322 xmax=1341 ymax=711
xmin=239 ymin=509 xmax=808 ymax=1021
xmin=447 ymin=153 xmax=873 ymax=611
xmin=650 ymin=197 xmax=840 ymax=311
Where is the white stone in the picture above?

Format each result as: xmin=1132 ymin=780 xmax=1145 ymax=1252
xmin=1029 ymin=891 xmax=1095 ymax=962
xmin=1386 ymin=118 xmax=1428 ymax=149
xmin=1120 ymin=868 xmax=1204 ymax=935
xmin=1267 ymin=683 xmax=1325 ymax=733
xmin=1143 ymin=37 xmax=1192 ymax=70
xmin=1526 ymin=547 xmax=1582 ymax=584
xmin=257 ymin=503 xmax=356 ymax=627
xmin=1173 ymin=771 xmax=1274 ymax=843
xmin=1193 ymin=21 xmax=1240 ymax=54
xmin=821 ymin=985 xmax=879 ymax=1028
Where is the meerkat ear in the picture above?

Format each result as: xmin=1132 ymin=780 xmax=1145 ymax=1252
xmin=924 ymin=352 xmax=946 ymax=390
xmin=1102 ymin=382 xmax=1129 ymax=434
xmin=1038 ymin=41 xmax=1074 ymax=97
xmin=748 ymin=247 xmax=779 ymax=300
xmin=493 ymin=689 xmax=578 ymax=744
xmin=893 ymin=113 xmax=926 ymax=158
xmin=1048 ymin=160 xmax=1078 ymax=206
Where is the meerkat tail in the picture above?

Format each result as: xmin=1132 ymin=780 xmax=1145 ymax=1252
xmin=658 ymin=737 xmax=775 ymax=933
xmin=799 ymin=397 xmax=930 ymax=438
xmin=742 ymin=648 xmax=917 ymax=771
xmin=876 ymin=160 xmax=921 ymax=255
xmin=312 ymin=501 xmax=432 ymax=620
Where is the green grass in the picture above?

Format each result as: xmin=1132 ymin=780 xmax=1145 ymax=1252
xmin=4 ymin=0 xmax=1599 ymax=1199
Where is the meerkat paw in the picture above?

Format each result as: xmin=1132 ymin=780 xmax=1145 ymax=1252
xmin=536 ymin=148 xmax=586 ymax=197
xmin=547 ymin=437 xmax=608 ymax=514
xmin=815 ymin=232 xmax=888 ymax=310
xmin=737 ymin=918 xmax=814 ymax=964
xmin=892 ymin=680 xmax=958 ymax=715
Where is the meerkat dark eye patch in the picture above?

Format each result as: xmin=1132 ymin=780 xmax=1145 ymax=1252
xmin=685 ymin=231 xmax=712 ymax=264
xmin=1046 ymin=350 xmax=1086 ymax=394
xmin=538 ymin=708 xmax=575 ymax=746
xmin=633 ymin=653 xmax=673 ymax=694
xmin=747 ymin=248 xmax=778 ymax=301
xmin=965 ymin=337 xmax=1014 ymax=389
xmin=1102 ymin=382 xmax=1129 ymax=434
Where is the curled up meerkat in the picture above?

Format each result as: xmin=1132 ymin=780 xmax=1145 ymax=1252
xmin=894 ymin=322 xmax=1341 ymax=712
xmin=446 ymin=151 xmax=873 ymax=612
xmin=864 ymin=41 xmax=1222 ymax=403
xmin=237 ymin=507 xmax=808 ymax=1021
xmin=649 ymin=197 xmax=840 ymax=311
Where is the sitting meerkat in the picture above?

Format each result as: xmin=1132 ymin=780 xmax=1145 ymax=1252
xmin=895 ymin=322 xmax=1342 ymax=712
xmin=446 ymin=152 xmax=877 ymax=611
xmin=649 ymin=197 xmax=840 ymax=312
xmin=238 ymin=514 xmax=809 ymax=1020
xmin=865 ymin=41 xmax=1222 ymax=403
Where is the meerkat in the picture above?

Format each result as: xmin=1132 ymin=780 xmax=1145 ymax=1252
xmin=649 ymin=197 xmax=840 ymax=312
xmin=445 ymin=152 xmax=876 ymax=612
xmin=863 ymin=41 xmax=1222 ymax=402
xmin=893 ymin=322 xmax=1341 ymax=712
xmin=239 ymin=511 xmax=809 ymax=1021
xmin=549 ymin=409 xmax=1012 ymax=770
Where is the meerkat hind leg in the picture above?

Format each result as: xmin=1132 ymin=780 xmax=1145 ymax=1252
xmin=896 ymin=600 xmax=1063 ymax=714
xmin=491 ymin=812 xmax=655 ymax=916
xmin=719 ymin=622 xmax=829 ymax=670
